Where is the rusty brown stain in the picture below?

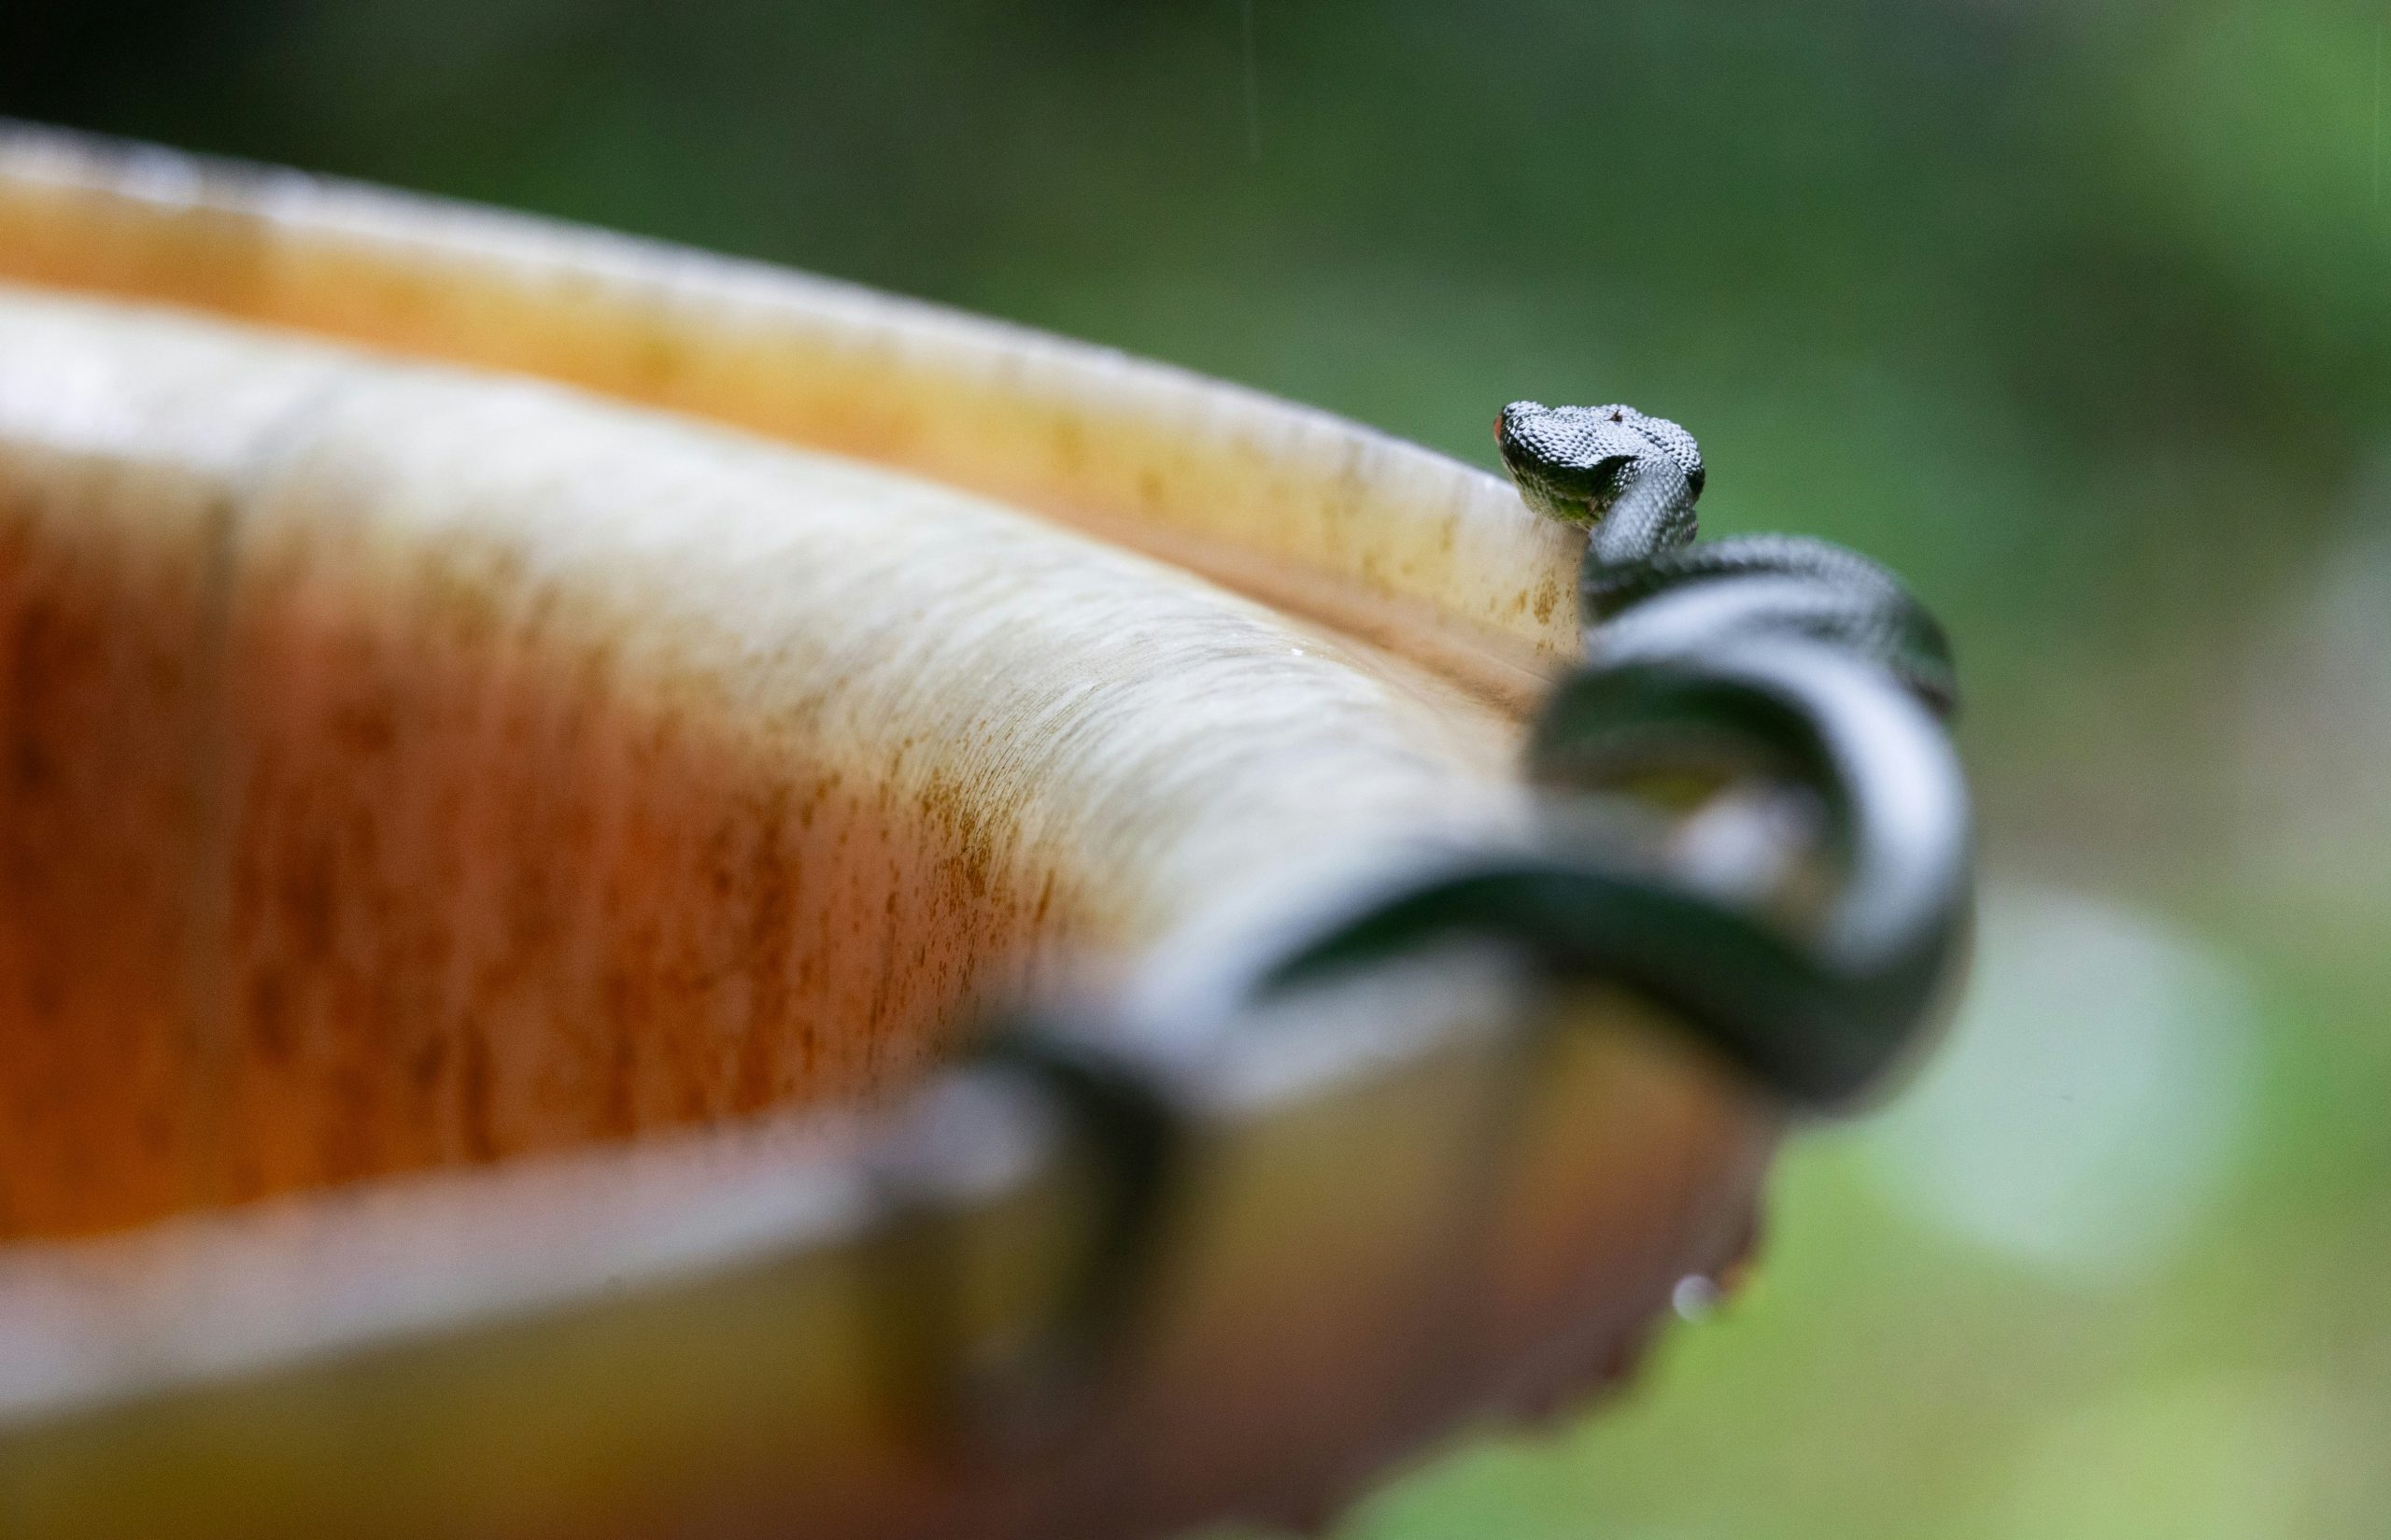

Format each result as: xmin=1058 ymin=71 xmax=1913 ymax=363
xmin=0 ymin=499 xmax=1096 ymax=1240
xmin=1050 ymin=417 xmax=1087 ymax=475
xmin=0 ymin=483 xmax=223 ymax=1236
xmin=458 ymin=1023 xmax=496 ymax=1161
xmin=733 ymin=784 xmax=794 ymax=1112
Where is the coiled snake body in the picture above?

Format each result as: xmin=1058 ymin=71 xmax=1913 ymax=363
xmin=1263 ymin=402 xmax=1973 ymax=1106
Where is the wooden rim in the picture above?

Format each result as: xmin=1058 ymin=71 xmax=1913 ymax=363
xmin=0 ymin=125 xmax=1802 ymax=1540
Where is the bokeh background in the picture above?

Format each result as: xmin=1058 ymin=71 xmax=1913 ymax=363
xmin=8 ymin=1 xmax=2387 ymax=1534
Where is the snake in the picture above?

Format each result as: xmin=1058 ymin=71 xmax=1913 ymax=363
xmin=1256 ymin=401 xmax=1974 ymax=1107
xmin=1495 ymin=401 xmax=1956 ymax=717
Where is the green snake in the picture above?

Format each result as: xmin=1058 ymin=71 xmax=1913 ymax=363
xmin=1261 ymin=401 xmax=1973 ymax=1106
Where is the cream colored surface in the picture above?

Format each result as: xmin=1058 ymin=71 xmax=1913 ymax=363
xmin=0 ymin=284 xmax=1528 ymax=1239
xmin=0 ymin=124 xmax=1580 ymax=708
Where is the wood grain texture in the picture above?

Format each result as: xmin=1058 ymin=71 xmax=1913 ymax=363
xmin=0 ymin=284 xmax=1528 ymax=1239
xmin=0 ymin=122 xmax=1579 ymax=710
xmin=0 ymin=129 xmax=1784 ymax=1540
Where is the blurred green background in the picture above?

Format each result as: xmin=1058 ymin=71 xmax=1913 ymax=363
xmin=9 ymin=1 xmax=2386 ymax=1533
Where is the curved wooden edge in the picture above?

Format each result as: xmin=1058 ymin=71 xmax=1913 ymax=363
xmin=0 ymin=964 xmax=1776 ymax=1540
xmin=0 ymin=124 xmax=1795 ymax=1538
xmin=0 ymin=120 xmax=1580 ymax=712
xmin=0 ymin=1109 xmax=874 ymax=1427
xmin=0 ymin=281 xmax=1531 ymax=1226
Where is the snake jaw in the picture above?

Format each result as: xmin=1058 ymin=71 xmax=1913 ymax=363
xmin=1521 ymin=479 xmax=1606 ymax=528
xmin=1497 ymin=402 xmax=1619 ymax=527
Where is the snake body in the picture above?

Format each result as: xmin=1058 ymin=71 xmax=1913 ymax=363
xmin=1254 ymin=401 xmax=1973 ymax=1107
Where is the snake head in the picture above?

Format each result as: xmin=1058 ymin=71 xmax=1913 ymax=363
xmin=1495 ymin=402 xmax=1705 ymax=527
